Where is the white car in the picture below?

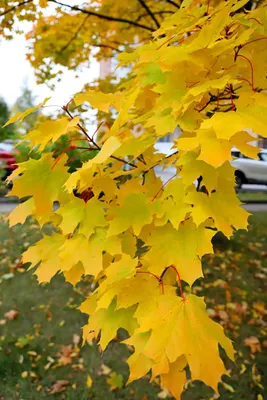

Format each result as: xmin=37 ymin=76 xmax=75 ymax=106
xmin=154 ymin=142 xmax=177 ymax=183
xmin=154 ymin=142 xmax=267 ymax=189
xmin=231 ymin=148 xmax=267 ymax=188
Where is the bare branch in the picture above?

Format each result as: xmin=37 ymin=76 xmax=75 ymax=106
xmin=48 ymin=0 xmax=155 ymax=32
xmin=63 ymin=108 xmax=138 ymax=169
xmin=0 ymin=0 xmax=33 ymax=17
xmin=60 ymin=15 xmax=89 ymax=53
xmin=135 ymin=10 xmax=174 ymax=23
xmin=166 ymin=0 xmax=180 ymax=9
xmin=137 ymin=0 xmax=160 ymax=28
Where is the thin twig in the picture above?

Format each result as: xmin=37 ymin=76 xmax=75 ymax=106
xmin=62 ymin=107 xmax=138 ymax=169
xmin=150 ymin=173 xmax=176 ymax=202
xmin=60 ymin=15 xmax=89 ymax=53
xmin=236 ymin=54 xmax=255 ymax=91
xmin=0 ymin=0 xmax=33 ymax=17
xmin=137 ymin=0 xmax=160 ymax=28
xmin=166 ymin=0 xmax=180 ymax=9
xmin=48 ymin=0 xmax=155 ymax=32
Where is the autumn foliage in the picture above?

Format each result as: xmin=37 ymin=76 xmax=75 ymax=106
xmin=4 ymin=0 xmax=267 ymax=398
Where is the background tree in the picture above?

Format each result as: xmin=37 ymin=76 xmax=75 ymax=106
xmin=12 ymin=81 xmax=38 ymax=134
xmin=0 ymin=0 xmax=262 ymax=86
xmin=0 ymin=97 xmax=15 ymax=141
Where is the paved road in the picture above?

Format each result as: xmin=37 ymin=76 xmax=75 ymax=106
xmin=1 ymin=201 xmax=267 ymax=214
xmin=0 ymin=202 xmax=16 ymax=213
xmin=243 ymin=203 xmax=267 ymax=212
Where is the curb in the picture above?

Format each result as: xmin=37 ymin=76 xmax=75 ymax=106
xmin=0 ymin=197 xmax=18 ymax=204
xmin=241 ymin=200 xmax=267 ymax=204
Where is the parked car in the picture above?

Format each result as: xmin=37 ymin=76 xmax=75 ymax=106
xmin=231 ymin=148 xmax=267 ymax=188
xmin=154 ymin=141 xmax=177 ymax=183
xmin=154 ymin=142 xmax=267 ymax=190
xmin=0 ymin=142 xmax=18 ymax=181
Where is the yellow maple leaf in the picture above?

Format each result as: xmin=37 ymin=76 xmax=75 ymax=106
xmin=138 ymin=294 xmax=234 ymax=392
xmin=74 ymin=90 xmax=123 ymax=112
xmin=64 ymin=262 xmax=85 ymax=285
xmin=65 ymin=136 xmax=121 ymax=193
xmin=185 ymin=190 xmax=249 ymax=237
xmin=7 ymin=154 xmax=69 ymax=215
xmin=108 ymin=193 xmax=153 ymax=236
xmin=3 ymin=97 xmax=50 ymax=127
xmin=86 ymin=374 xmax=93 ymax=388
xmin=23 ymin=233 xmax=65 ymax=282
xmin=7 ymin=198 xmax=35 ymax=227
xmin=57 ymin=197 xmax=107 ymax=237
xmin=123 ymin=332 xmax=153 ymax=384
xmin=82 ymin=299 xmax=138 ymax=350
xmin=25 ymin=116 xmax=79 ymax=150
xmin=143 ymin=220 xmax=214 ymax=285
xmin=160 ymin=356 xmax=187 ymax=400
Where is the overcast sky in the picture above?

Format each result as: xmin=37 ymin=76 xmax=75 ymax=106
xmin=0 ymin=5 xmax=99 ymax=109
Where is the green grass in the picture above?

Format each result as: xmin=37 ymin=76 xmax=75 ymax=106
xmin=237 ymin=190 xmax=267 ymax=202
xmin=0 ymin=214 xmax=266 ymax=399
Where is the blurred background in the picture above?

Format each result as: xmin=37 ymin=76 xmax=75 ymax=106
xmin=0 ymin=1 xmax=266 ymax=399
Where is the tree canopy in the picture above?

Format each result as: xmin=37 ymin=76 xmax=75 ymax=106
xmin=0 ymin=97 xmax=15 ymax=141
xmin=0 ymin=0 xmax=261 ymax=84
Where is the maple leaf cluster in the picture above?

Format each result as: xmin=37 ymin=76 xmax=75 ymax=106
xmin=4 ymin=1 xmax=267 ymax=398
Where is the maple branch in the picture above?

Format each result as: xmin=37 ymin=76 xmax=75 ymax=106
xmin=160 ymin=265 xmax=185 ymax=300
xmin=165 ymin=0 xmax=180 ymax=9
xmin=65 ymin=149 xmax=90 ymax=165
xmin=48 ymin=0 xmax=155 ymax=32
xmin=236 ymin=54 xmax=255 ymax=91
xmin=62 ymin=107 xmax=138 ymax=169
xmin=216 ymin=89 xmax=220 ymax=111
xmin=169 ymin=265 xmax=185 ymax=300
xmin=53 ymin=138 xmax=92 ymax=155
xmin=196 ymin=176 xmax=203 ymax=192
xmin=96 ymin=43 xmax=122 ymax=53
xmin=137 ymin=0 xmax=160 ymax=29
xmin=241 ymin=37 xmax=267 ymax=50
xmin=227 ymin=84 xmax=236 ymax=111
xmin=151 ymin=173 xmax=176 ymax=202
xmin=60 ymin=15 xmax=89 ymax=54
xmin=146 ymin=150 xmax=179 ymax=174
xmin=0 ymin=0 xmax=33 ymax=17
xmin=196 ymin=99 xmax=212 ymax=113
xmin=136 ymin=270 xmax=164 ymax=294
xmin=135 ymin=10 xmax=174 ymax=23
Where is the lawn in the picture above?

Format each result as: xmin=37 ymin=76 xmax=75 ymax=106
xmin=0 ymin=213 xmax=266 ymax=400
xmin=237 ymin=191 xmax=267 ymax=202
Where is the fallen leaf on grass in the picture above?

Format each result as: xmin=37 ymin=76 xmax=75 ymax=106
xmin=221 ymin=382 xmax=235 ymax=393
xmin=73 ymin=333 xmax=80 ymax=346
xmin=86 ymin=374 xmax=93 ymax=388
xmin=97 ymin=363 xmax=111 ymax=376
xmin=4 ymin=309 xmax=19 ymax=320
xmin=107 ymin=372 xmax=123 ymax=390
xmin=253 ymin=301 xmax=266 ymax=312
xmin=48 ymin=380 xmax=69 ymax=394
xmin=244 ymin=336 xmax=261 ymax=353
xmin=157 ymin=388 xmax=170 ymax=398
xmin=1 ymin=273 xmax=15 ymax=281
xmin=57 ymin=345 xmax=73 ymax=366
xmin=15 ymin=334 xmax=33 ymax=348
xmin=254 ymin=273 xmax=266 ymax=279
xmin=44 ymin=356 xmax=55 ymax=370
